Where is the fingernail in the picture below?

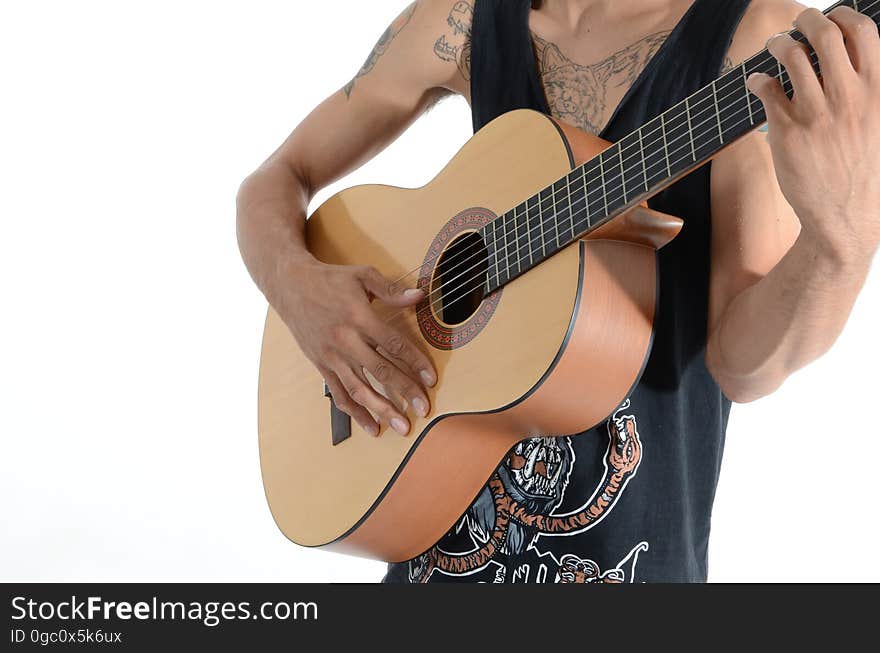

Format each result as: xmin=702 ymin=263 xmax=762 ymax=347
xmin=420 ymin=369 xmax=436 ymax=387
xmin=765 ymin=31 xmax=787 ymax=48
xmin=412 ymin=397 xmax=428 ymax=418
xmin=391 ymin=417 xmax=409 ymax=435
xmin=403 ymin=289 xmax=423 ymax=300
xmin=364 ymin=423 xmax=379 ymax=437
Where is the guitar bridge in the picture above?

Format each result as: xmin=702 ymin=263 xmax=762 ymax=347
xmin=323 ymin=382 xmax=351 ymax=446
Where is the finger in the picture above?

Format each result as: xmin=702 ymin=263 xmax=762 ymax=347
xmin=746 ymin=71 xmax=793 ymax=126
xmin=336 ymin=364 xmax=411 ymax=436
xmin=322 ymin=369 xmax=379 ymax=437
xmin=349 ymin=339 xmax=430 ymax=418
xmin=826 ymin=5 xmax=880 ymax=78
xmin=359 ymin=266 xmax=424 ymax=308
xmin=361 ymin=313 xmax=437 ymax=388
xmin=767 ymin=33 xmax=825 ymax=116
xmin=795 ymin=8 xmax=857 ymax=101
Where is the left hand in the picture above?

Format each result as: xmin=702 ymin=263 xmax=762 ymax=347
xmin=746 ymin=6 xmax=880 ymax=266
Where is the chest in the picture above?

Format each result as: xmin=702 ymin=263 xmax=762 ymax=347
xmin=524 ymin=2 xmax=694 ymax=135
xmin=528 ymin=28 xmax=671 ymax=135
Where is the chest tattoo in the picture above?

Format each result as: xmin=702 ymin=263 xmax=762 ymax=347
xmin=531 ymin=30 xmax=671 ymax=134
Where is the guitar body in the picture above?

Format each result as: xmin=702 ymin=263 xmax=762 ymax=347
xmin=258 ymin=109 xmax=683 ymax=562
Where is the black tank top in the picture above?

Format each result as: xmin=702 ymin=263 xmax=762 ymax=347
xmin=384 ymin=0 xmax=752 ymax=583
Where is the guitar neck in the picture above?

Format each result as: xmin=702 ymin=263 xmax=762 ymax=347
xmin=481 ymin=0 xmax=877 ymax=295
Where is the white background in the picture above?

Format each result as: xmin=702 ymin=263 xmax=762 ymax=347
xmin=1 ymin=0 xmax=877 ymax=582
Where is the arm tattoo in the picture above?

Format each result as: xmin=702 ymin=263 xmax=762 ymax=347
xmin=344 ymin=2 xmax=418 ymax=99
xmin=531 ymin=30 xmax=671 ymax=134
xmin=433 ymin=1 xmax=473 ymax=81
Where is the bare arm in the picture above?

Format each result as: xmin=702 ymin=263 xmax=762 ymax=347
xmin=707 ymin=1 xmax=879 ymax=403
xmin=236 ymin=0 xmax=472 ymax=434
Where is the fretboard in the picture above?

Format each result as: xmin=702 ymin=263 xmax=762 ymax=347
xmin=480 ymin=0 xmax=876 ymax=295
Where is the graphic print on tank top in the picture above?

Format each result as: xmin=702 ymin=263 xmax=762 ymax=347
xmin=407 ymin=400 xmax=648 ymax=584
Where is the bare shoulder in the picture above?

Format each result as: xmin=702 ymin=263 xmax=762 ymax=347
xmin=431 ymin=1 xmax=476 ymax=94
xmin=724 ymin=0 xmax=807 ymax=68
xmin=342 ymin=0 xmax=474 ymax=101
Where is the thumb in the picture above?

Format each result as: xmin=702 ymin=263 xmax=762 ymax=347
xmin=359 ymin=267 xmax=424 ymax=307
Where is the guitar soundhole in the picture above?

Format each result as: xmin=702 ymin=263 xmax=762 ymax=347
xmin=417 ymin=207 xmax=502 ymax=351
xmin=432 ymin=231 xmax=488 ymax=326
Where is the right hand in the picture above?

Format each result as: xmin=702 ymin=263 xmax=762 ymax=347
xmin=279 ymin=257 xmax=437 ymax=437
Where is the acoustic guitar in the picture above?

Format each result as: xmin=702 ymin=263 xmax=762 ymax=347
xmin=257 ymin=0 xmax=872 ymax=562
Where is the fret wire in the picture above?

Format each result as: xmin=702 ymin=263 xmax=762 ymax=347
xmin=551 ymin=182 xmax=561 ymax=250
xmin=487 ymin=221 xmax=500 ymax=290
xmin=660 ymin=113 xmax=672 ymax=176
xmin=637 ymin=127 xmax=648 ymax=192
xmin=529 ymin=195 xmax=544 ymax=260
xmin=543 ymin=186 xmax=555 ymax=255
xmin=617 ymin=143 xmax=628 ymax=203
xmin=560 ymin=173 xmax=573 ymax=243
xmin=514 ymin=202 xmax=528 ymax=270
xmin=524 ymin=199 xmax=534 ymax=267
xmin=512 ymin=205 xmax=521 ymax=276
xmin=539 ymin=196 xmax=547 ymax=258
xmin=741 ymin=62 xmax=754 ymax=126
xmin=685 ymin=96 xmax=696 ymax=162
xmin=598 ymin=154 xmax=609 ymax=216
xmin=582 ymin=168 xmax=592 ymax=228
xmin=711 ymin=79 xmax=724 ymax=144
xmin=501 ymin=213 xmax=510 ymax=282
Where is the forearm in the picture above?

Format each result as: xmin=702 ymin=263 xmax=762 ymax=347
xmin=706 ymin=229 xmax=872 ymax=403
xmin=236 ymin=162 xmax=317 ymax=314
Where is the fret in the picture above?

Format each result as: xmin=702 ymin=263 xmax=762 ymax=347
xmin=711 ymin=79 xmax=724 ymax=145
xmin=499 ymin=212 xmax=511 ymax=282
xmin=659 ymin=112 xmax=672 ymax=177
xmin=619 ymin=131 xmax=645 ymax=202
xmin=562 ymin=172 xmax=576 ymax=243
xmin=741 ymin=62 xmax=754 ymax=126
xmin=582 ymin=167 xmax=592 ymax=229
xmin=511 ymin=206 xmax=522 ymax=276
xmin=542 ymin=186 xmax=558 ymax=257
xmin=717 ymin=68 xmax=751 ymax=145
xmin=484 ymin=221 xmax=500 ymax=291
xmin=526 ymin=196 xmax=543 ymax=264
xmin=637 ymin=126 xmax=648 ymax=193
xmin=568 ymin=169 xmax=589 ymax=236
xmin=661 ymin=105 xmax=690 ymax=178
xmin=618 ymin=142 xmax=628 ymax=204
xmin=598 ymin=153 xmax=609 ymax=216
xmin=538 ymin=187 xmax=554 ymax=257
xmin=601 ymin=144 xmax=625 ymax=216
xmin=684 ymin=96 xmax=696 ymax=162
xmin=514 ymin=203 xmax=531 ymax=269
xmin=551 ymin=177 xmax=567 ymax=250
xmin=642 ymin=119 xmax=668 ymax=190
xmin=689 ymin=85 xmax=720 ymax=162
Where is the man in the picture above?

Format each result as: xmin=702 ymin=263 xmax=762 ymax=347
xmin=237 ymin=0 xmax=879 ymax=582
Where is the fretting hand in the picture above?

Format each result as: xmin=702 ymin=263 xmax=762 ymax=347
xmin=746 ymin=6 xmax=880 ymax=267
